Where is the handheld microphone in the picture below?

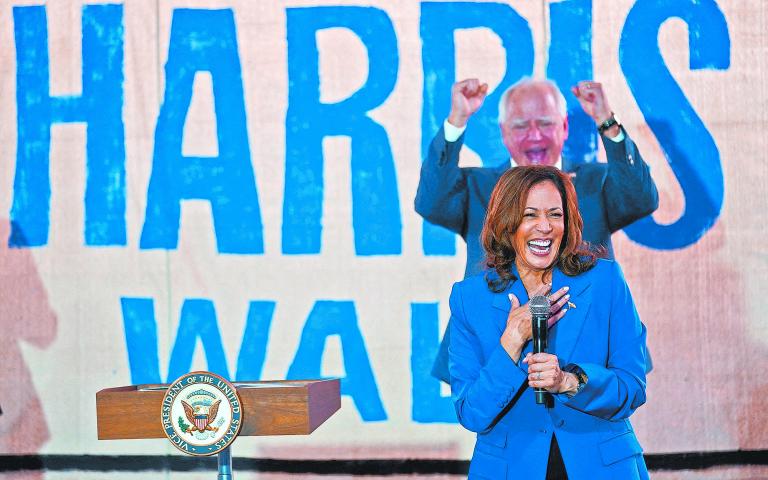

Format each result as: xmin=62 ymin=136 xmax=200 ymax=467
xmin=529 ymin=295 xmax=550 ymax=405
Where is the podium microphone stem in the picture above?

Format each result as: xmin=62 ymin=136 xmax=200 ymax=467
xmin=217 ymin=446 xmax=232 ymax=480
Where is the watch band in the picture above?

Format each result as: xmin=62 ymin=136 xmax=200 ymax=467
xmin=597 ymin=112 xmax=619 ymax=135
xmin=563 ymin=363 xmax=588 ymax=397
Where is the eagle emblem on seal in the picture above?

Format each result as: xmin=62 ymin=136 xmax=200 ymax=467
xmin=181 ymin=389 xmax=221 ymax=434
xmin=162 ymin=372 xmax=243 ymax=456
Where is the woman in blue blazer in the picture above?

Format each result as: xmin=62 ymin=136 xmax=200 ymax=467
xmin=449 ymin=166 xmax=649 ymax=479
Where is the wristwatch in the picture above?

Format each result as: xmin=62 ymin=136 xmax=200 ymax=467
xmin=597 ymin=112 xmax=620 ymax=135
xmin=563 ymin=363 xmax=588 ymax=397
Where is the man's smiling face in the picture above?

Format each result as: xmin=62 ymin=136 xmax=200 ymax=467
xmin=500 ymin=83 xmax=569 ymax=167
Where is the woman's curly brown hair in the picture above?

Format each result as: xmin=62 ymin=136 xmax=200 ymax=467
xmin=481 ymin=166 xmax=600 ymax=292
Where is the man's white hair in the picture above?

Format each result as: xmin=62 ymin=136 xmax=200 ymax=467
xmin=497 ymin=77 xmax=568 ymax=124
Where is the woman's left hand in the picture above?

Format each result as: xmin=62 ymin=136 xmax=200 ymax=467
xmin=523 ymin=352 xmax=567 ymax=393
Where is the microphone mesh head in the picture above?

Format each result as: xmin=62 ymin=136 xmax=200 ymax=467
xmin=529 ymin=295 xmax=550 ymax=316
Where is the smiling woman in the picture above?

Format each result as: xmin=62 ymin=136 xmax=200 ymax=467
xmin=449 ymin=166 xmax=650 ymax=479
xmin=512 ymin=181 xmax=565 ymax=272
xmin=481 ymin=167 xmax=597 ymax=294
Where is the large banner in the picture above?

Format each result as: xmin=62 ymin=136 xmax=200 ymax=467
xmin=1 ymin=0 xmax=766 ymax=465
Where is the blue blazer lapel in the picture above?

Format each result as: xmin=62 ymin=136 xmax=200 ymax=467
xmin=490 ymin=272 xmax=529 ymax=336
xmin=486 ymin=266 xmax=592 ymax=363
xmin=550 ymin=266 xmax=593 ymax=364
xmin=490 ymin=271 xmax=532 ymax=357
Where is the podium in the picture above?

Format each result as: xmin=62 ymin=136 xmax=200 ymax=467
xmin=96 ymin=378 xmax=340 ymax=478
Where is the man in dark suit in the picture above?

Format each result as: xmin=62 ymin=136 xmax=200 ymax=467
xmin=416 ymin=78 xmax=658 ymax=383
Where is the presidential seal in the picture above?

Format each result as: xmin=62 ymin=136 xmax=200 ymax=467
xmin=161 ymin=371 xmax=243 ymax=456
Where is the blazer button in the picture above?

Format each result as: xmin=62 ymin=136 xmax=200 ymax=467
xmin=557 ymin=419 xmax=565 ymax=427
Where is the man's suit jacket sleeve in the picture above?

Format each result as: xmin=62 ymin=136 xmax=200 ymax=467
xmin=414 ymin=126 xmax=468 ymax=235
xmin=601 ymin=129 xmax=659 ymax=232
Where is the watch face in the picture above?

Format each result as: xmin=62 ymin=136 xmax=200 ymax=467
xmin=566 ymin=364 xmax=587 ymax=385
xmin=598 ymin=114 xmax=619 ymax=133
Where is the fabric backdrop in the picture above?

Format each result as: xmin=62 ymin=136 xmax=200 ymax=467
xmin=0 ymin=0 xmax=765 ymax=466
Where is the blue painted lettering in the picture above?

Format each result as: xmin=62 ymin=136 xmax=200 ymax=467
xmin=11 ymin=5 xmax=125 ymax=247
xmin=283 ymin=7 xmax=401 ymax=255
xmin=140 ymin=9 xmax=263 ymax=254
xmin=287 ymin=300 xmax=387 ymax=421
xmin=619 ymin=0 xmax=730 ymax=248
xmin=410 ymin=303 xmax=456 ymax=423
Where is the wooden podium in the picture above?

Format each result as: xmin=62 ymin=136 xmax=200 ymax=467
xmin=96 ymin=378 xmax=340 ymax=478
